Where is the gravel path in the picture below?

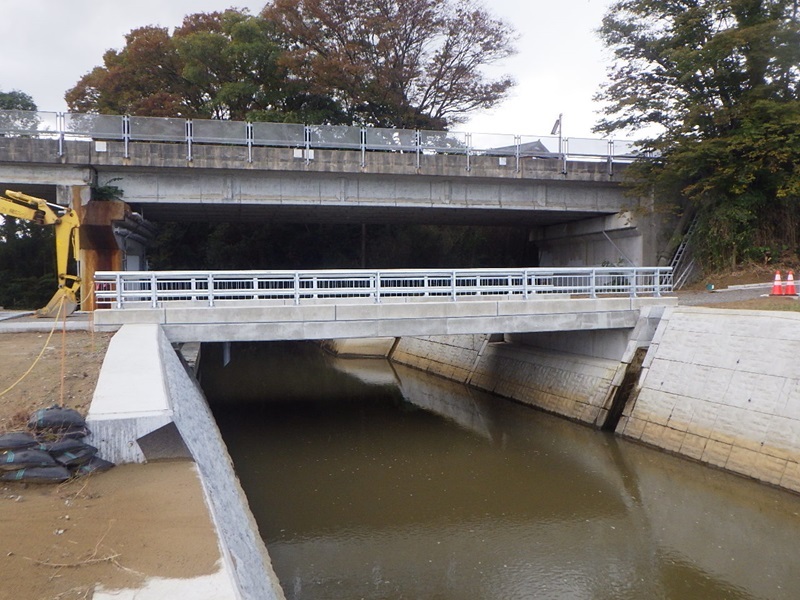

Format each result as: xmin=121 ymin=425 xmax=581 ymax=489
xmin=676 ymin=283 xmax=773 ymax=306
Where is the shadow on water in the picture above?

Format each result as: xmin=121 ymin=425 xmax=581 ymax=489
xmin=202 ymin=341 xmax=800 ymax=600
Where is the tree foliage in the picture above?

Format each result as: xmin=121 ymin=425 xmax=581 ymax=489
xmin=596 ymin=0 xmax=800 ymax=268
xmin=65 ymin=1 xmax=515 ymax=128
xmin=261 ymin=0 xmax=516 ymax=128
xmin=65 ymin=10 xmax=323 ymax=121
xmin=0 ymin=89 xmax=37 ymax=111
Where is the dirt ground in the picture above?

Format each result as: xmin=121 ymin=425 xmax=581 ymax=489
xmin=0 ymin=330 xmax=225 ymax=600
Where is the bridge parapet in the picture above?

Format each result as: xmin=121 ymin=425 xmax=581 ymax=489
xmin=0 ymin=109 xmax=643 ymax=179
xmin=92 ymin=267 xmax=675 ymax=343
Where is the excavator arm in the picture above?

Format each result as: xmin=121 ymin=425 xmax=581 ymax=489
xmin=0 ymin=190 xmax=81 ymax=318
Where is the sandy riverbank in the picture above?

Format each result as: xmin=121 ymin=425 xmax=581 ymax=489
xmin=0 ymin=330 xmax=230 ymax=600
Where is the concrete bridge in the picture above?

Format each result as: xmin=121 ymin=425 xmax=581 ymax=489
xmin=0 ymin=110 xmax=659 ymax=267
xmin=92 ymin=266 xmax=674 ymax=343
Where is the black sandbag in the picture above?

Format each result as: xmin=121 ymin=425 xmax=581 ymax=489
xmin=28 ymin=406 xmax=86 ymax=433
xmin=0 ymin=449 xmax=57 ymax=471
xmin=53 ymin=444 xmax=98 ymax=468
xmin=0 ymin=432 xmax=38 ymax=451
xmin=72 ymin=456 xmax=115 ymax=476
xmin=41 ymin=437 xmax=89 ymax=455
xmin=0 ymin=465 xmax=71 ymax=483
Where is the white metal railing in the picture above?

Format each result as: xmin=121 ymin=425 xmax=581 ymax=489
xmin=0 ymin=109 xmax=648 ymax=174
xmin=93 ymin=267 xmax=673 ymax=309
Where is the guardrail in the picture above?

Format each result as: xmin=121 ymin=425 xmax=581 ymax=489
xmin=0 ymin=109 xmax=645 ymax=174
xmin=94 ymin=267 xmax=673 ymax=309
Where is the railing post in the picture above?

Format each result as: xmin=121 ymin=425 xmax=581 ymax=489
xmin=253 ymin=276 xmax=259 ymax=300
xmin=186 ymin=119 xmax=193 ymax=161
xmin=57 ymin=112 xmax=64 ymax=157
xmin=630 ymin=269 xmax=638 ymax=298
xmin=115 ymin=274 xmax=123 ymax=309
xmin=246 ymin=122 xmax=253 ymax=163
xmin=122 ymin=115 xmax=130 ymax=159
xmin=150 ymin=273 xmax=158 ymax=308
xmin=514 ymin=135 xmax=521 ymax=173
xmin=465 ymin=133 xmax=472 ymax=172
xmin=561 ymin=137 xmax=568 ymax=175
xmin=654 ymin=268 xmax=662 ymax=297
xmin=375 ymin=271 xmax=381 ymax=303
xmin=607 ymin=139 xmax=614 ymax=177
xmin=590 ymin=269 xmax=597 ymax=299
xmin=207 ymin=273 xmax=215 ymax=307
xmin=294 ymin=272 xmax=301 ymax=305
xmin=415 ymin=130 xmax=421 ymax=170
xmin=304 ymin=125 xmax=311 ymax=165
xmin=360 ymin=127 xmax=366 ymax=168
xmin=451 ymin=271 xmax=457 ymax=301
xmin=523 ymin=269 xmax=529 ymax=299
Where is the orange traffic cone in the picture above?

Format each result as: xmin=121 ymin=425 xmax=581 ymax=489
xmin=771 ymin=271 xmax=784 ymax=296
xmin=786 ymin=271 xmax=797 ymax=296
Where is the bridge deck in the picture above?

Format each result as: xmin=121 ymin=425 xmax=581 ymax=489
xmin=92 ymin=267 xmax=675 ymax=342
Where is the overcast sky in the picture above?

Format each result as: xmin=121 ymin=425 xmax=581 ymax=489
xmin=0 ymin=0 xmax=616 ymax=139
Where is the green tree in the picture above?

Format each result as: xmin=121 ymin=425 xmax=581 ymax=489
xmin=0 ymin=89 xmax=37 ymax=111
xmin=596 ymin=0 xmax=800 ymax=268
xmin=262 ymin=0 xmax=517 ymax=129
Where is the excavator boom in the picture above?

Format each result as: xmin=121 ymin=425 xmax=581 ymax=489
xmin=0 ymin=190 xmax=81 ymax=318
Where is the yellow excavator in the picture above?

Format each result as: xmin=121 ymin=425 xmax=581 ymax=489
xmin=0 ymin=190 xmax=81 ymax=318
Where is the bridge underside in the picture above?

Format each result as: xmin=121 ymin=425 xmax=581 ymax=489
xmin=92 ymin=296 xmax=677 ymax=344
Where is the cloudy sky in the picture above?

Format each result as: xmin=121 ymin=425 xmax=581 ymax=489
xmin=0 ymin=0 xmax=616 ymax=139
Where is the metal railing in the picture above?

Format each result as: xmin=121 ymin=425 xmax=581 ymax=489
xmin=0 ymin=109 xmax=646 ymax=174
xmin=93 ymin=267 xmax=673 ymax=309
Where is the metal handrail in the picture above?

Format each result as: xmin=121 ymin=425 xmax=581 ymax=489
xmin=0 ymin=109 xmax=646 ymax=173
xmin=94 ymin=267 xmax=673 ymax=309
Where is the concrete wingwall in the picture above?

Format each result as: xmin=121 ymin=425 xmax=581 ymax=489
xmin=86 ymin=324 xmax=285 ymax=600
xmin=618 ymin=307 xmax=800 ymax=494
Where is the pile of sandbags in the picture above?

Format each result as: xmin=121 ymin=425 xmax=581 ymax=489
xmin=0 ymin=406 xmax=114 ymax=483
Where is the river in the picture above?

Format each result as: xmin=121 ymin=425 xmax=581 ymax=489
xmin=202 ymin=341 xmax=800 ymax=600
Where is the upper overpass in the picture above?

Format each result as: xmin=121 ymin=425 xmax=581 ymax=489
xmin=0 ymin=110 xmax=658 ymax=266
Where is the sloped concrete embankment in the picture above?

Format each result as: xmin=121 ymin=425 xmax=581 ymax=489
xmin=391 ymin=306 xmax=800 ymax=493
xmin=391 ymin=306 xmax=664 ymax=429
xmin=86 ymin=324 xmax=284 ymax=600
xmin=618 ymin=307 xmax=800 ymax=493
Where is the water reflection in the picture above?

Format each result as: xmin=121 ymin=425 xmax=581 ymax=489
xmin=204 ymin=342 xmax=800 ymax=600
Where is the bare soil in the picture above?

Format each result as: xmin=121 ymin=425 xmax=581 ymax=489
xmin=0 ymin=330 xmax=224 ymax=600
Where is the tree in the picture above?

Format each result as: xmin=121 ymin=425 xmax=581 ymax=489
xmin=595 ymin=0 xmax=800 ymax=268
xmin=65 ymin=9 xmax=345 ymax=123
xmin=261 ymin=0 xmax=517 ymax=129
xmin=0 ymin=89 xmax=37 ymax=111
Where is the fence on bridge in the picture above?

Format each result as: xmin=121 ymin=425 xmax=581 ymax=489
xmin=94 ymin=267 xmax=673 ymax=309
xmin=0 ymin=109 xmax=645 ymax=174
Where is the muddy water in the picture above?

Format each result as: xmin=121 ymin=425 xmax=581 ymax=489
xmin=203 ymin=342 xmax=800 ymax=600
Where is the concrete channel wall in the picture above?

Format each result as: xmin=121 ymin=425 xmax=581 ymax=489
xmin=390 ymin=306 xmax=665 ymax=428
xmin=391 ymin=306 xmax=800 ymax=493
xmin=618 ymin=307 xmax=800 ymax=493
xmin=86 ymin=324 xmax=285 ymax=600
xmin=391 ymin=333 xmax=625 ymax=427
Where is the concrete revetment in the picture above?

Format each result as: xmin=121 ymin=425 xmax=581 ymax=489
xmin=390 ymin=307 xmax=800 ymax=494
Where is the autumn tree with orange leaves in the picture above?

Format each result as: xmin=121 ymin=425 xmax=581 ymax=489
xmin=65 ymin=1 xmax=516 ymax=129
